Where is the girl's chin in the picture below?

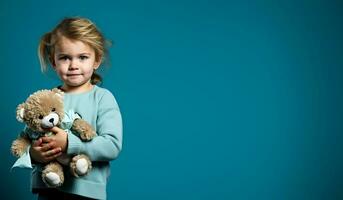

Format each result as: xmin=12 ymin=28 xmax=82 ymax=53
xmin=64 ymin=81 xmax=92 ymax=88
xmin=64 ymin=78 xmax=85 ymax=85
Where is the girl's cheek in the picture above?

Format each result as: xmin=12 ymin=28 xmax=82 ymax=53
xmin=57 ymin=63 xmax=68 ymax=70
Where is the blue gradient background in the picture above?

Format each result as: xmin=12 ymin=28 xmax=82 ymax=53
xmin=1 ymin=0 xmax=343 ymax=199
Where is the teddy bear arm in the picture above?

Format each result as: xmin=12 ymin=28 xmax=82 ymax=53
xmin=11 ymin=136 xmax=31 ymax=157
xmin=71 ymin=119 xmax=96 ymax=141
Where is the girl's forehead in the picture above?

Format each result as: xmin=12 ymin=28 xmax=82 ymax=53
xmin=55 ymin=36 xmax=94 ymax=54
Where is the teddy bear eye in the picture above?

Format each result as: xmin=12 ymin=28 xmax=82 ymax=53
xmin=38 ymin=115 xmax=44 ymax=119
xmin=52 ymin=108 xmax=56 ymax=112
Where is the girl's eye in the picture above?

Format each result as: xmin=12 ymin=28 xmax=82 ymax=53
xmin=52 ymin=108 xmax=56 ymax=112
xmin=79 ymin=56 xmax=88 ymax=60
xmin=38 ymin=115 xmax=43 ymax=119
xmin=59 ymin=56 xmax=70 ymax=61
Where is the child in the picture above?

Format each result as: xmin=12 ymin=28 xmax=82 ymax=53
xmin=29 ymin=17 xmax=123 ymax=200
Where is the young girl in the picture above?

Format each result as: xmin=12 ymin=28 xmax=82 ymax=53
xmin=29 ymin=17 xmax=122 ymax=200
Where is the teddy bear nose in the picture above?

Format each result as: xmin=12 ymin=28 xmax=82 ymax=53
xmin=49 ymin=118 xmax=54 ymax=123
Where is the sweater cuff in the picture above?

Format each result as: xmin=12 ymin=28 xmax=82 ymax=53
xmin=67 ymin=132 xmax=83 ymax=155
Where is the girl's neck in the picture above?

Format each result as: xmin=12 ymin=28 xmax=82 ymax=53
xmin=60 ymin=82 xmax=94 ymax=94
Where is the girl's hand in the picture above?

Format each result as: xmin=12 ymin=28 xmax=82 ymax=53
xmin=29 ymin=138 xmax=62 ymax=163
xmin=42 ymin=127 xmax=68 ymax=152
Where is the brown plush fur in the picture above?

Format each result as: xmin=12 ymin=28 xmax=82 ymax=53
xmin=17 ymin=89 xmax=65 ymax=132
xmin=72 ymin=119 xmax=96 ymax=140
xmin=69 ymin=154 xmax=92 ymax=177
xmin=11 ymin=135 xmax=30 ymax=157
xmin=11 ymin=88 xmax=95 ymax=188
xmin=42 ymin=162 xmax=64 ymax=187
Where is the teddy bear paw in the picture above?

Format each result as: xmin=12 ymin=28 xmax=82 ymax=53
xmin=42 ymin=162 xmax=64 ymax=187
xmin=79 ymin=130 xmax=96 ymax=141
xmin=11 ymin=140 xmax=26 ymax=157
xmin=76 ymin=158 xmax=89 ymax=175
xmin=44 ymin=172 xmax=63 ymax=187
xmin=11 ymin=146 xmax=24 ymax=157
xmin=70 ymin=154 xmax=92 ymax=177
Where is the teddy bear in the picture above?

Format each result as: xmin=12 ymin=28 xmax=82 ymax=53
xmin=11 ymin=88 xmax=96 ymax=187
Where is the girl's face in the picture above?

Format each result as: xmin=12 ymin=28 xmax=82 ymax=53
xmin=52 ymin=36 xmax=100 ymax=92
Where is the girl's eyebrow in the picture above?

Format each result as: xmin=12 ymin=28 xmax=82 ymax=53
xmin=79 ymin=53 xmax=91 ymax=55
xmin=56 ymin=53 xmax=70 ymax=57
xmin=57 ymin=53 xmax=91 ymax=56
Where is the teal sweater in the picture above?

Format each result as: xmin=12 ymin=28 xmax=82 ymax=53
xmin=31 ymin=85 xmax=123 ymax=200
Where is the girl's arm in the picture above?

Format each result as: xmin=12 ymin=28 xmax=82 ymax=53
xmin=67 ymin=91 xmax=123 ymax=162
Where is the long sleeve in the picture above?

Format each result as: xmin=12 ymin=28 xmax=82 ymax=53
xmin=30 ymin=86 xmax=122 ymax=199
xmin=66 ymin=90 xmax=123 ymax=162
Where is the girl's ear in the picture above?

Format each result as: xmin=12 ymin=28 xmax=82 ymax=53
xmin=49 ymin=56 xmax=56 ymax=69
xmin=93 ymin=55 xmax=102 ymax=70
xmin=94 ymin=60 xmax=101 ymax=70
xmin=93 ymin=64 xmax=100 ymax=70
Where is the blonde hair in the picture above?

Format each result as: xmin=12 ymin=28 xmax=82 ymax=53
xmin=38 ymin=17 xmax=110 ymax=84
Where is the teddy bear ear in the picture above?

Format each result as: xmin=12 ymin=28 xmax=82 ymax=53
xmin=16 ymin=103 xmax=25 ymax=122
xmin=51 ymin=88 xmax=64 ymax=99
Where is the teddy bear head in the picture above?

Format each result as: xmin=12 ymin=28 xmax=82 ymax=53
xmin=16 ymin=88 xmax=65 ymax=132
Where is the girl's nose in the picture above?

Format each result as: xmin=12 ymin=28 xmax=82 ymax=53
xmin=69 ymin=60 xmax=79 ymax=70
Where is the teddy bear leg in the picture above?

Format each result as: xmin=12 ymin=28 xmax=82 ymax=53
xmin=70 ymin=154 xmax=92 ymax=177
xmin=42 ymin=162 xmax=64 ymax=187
